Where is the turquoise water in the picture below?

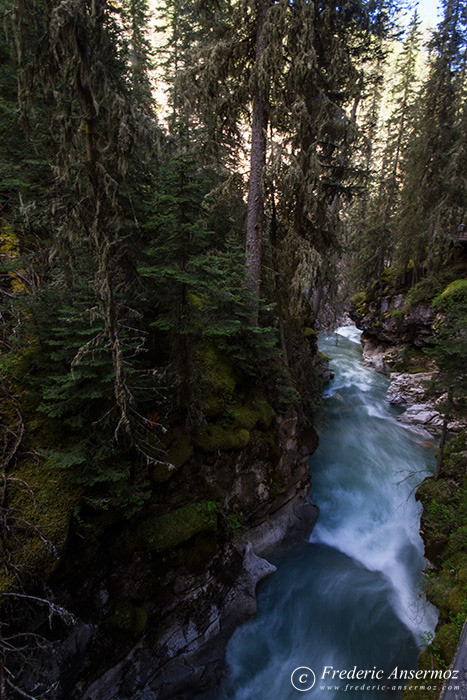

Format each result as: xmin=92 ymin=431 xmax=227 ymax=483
xmin=220 ymin=326 xmax=438 ymax=699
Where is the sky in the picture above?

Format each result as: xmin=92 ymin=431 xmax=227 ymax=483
xmin=148 ymin=1 xmax=443 ymax=30
xmin=415 ymin=0 xmax=441 ymax=27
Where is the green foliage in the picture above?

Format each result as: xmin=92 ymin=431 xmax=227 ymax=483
xmin=433 ymin=279 xmax=467 ymax=313
xmin=403 ymin=278 xmax=441 ymax=310
xmin=411 ymin=434 xmax=467 ymax=691
xmin=427 ymin=279 xmax=467 ymax=405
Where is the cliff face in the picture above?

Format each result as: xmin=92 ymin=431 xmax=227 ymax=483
xmin=350 ymin=281 xmax=466 ymax=437
xmin=351 ymin=288 xmax=436 ymax=349
xmin=10 ymin=406 xmax=319 ymax=700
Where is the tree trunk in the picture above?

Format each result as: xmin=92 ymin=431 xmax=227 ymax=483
xmin=245 ymin=0 xmax=269 ymax=323
xmin=270 ymin=183 xmax=288 ymax=365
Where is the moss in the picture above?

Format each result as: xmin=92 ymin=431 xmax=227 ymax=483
xmin=135 ymin=501 xmax=218 ymax=552
xmin=448 ymin=525 xmax=467 ymax=557
xmin=447 ymin=585 xmax=466 ymax=616
xmin=0 ymin=457 xmax=82 ymax=595
xmin=252 ymin=399 xmax=275 ymax=428
xmin=106 ymin=600 xmax=147 ymax=641
xmin=417 ymin=478 xmax=451 ymax=506
xmin=202 ymin=393 xmax=225 ymax=419
xmin=232 ymin=406 xmax=260 ymax=430
xmin=410 ymin=433 xmax=467 ymax=693
xmin=304 ymin=327 xmax=317 ymax=340
xmin=350 ymin=291 xmax=367 ymax=307
xmin=436 ymin=623 xmax=459 ymax=662
xmin=166 ymin=428 xmax=193 ymax=468
xmin=402 ymin=649 xmax=442 ymax=700
xmin=150 ymin=427 xmax=193 ymax=483
xmin=444 ymin=430 xmax=466 ymax=462
xmin=198 ymin=342 xmax=237 ymax=395
xmin=458 ymin=566 xmax=467 ymax=586
xmin=270 ymin=469 xmax=285 ymax=499
xmin=195 ymin=424 xmax=250 ymax=451
xmin=391 ymin=346 xmax=435 ymax=374
xmin=425 ymin=573 xmax=453 ymax=618
xmin=402 ymin=278 xmax=441 ymax=311
xmin=230 ymin=399 xmax=275 ymax=431
xmin=433 ymin=278 xmax=467 ymax=311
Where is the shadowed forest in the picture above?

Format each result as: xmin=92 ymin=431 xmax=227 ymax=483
xmin=0 ymin=1 xmax=465 ymax=699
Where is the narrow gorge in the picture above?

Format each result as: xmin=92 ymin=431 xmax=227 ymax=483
xmin=220 ymin=326 xmax=439 ymax=699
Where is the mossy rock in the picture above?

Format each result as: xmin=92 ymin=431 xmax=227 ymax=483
xmin=195 ymin=424 xmax=250 ymax=451
xmin=458 ymin=566 xmax=467 ymax=586
xmin=417 ymin=478 xmax=451 ymax=506
xmin=433 ymin=279 xmax=467 ymax=311
xmin=402 ymin=649 xmax=441 ymax=700
xmin=0 ymin=458 xmax=82 ymax=595
xmin=447 ymin=585 xmax=467 ymax=616
xmin=151 ymin=462 xmax=176 ymax=483
xmin=304 ymin=327 xmax=318 ymax=341
xmin=252 ymin=399 xmax=275 ymax=428
xmin=231 ymin=400 xmax=275 ymax=431
xmin=447 ymin=525 xmax=467 ymax=557
xmin=151 ymin=428 xmax=193 ymax=483
xmin=392 ymin=346 xmax=435 ymax=374
xmin=350 ymin=291 xmax=367 ymax=307
xmin=202 ymin=393 xmax=225 ymax=419
xmin=270 ymin=469 xmax=285 ymax=499
xmin=150 ymin=427 xmax=193 ymax=483
xmin=198 ymin=342 xmax=237 ymax=395
xmin=436 ymin=623 xmax=459 ymax=662
xmin=106 ymin=600 xmax=147 ymax=641
xmin=232 ymin=406 xmax=260 ymax=431
xmin=425 ymin=574 xmax=453 ymax=617
xmin=135 ymin=501 xmax=218 ymax=552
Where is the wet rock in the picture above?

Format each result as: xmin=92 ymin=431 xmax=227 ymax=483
xmin=81 ymin=543 xmax=277 ymax=700
xmin=360 ymin=335 xmax=396 ymax=375
xmin=396 ymin=403 xmax=467 ymax=436
xmin=386 ymin=372 xmax=434 ymax=406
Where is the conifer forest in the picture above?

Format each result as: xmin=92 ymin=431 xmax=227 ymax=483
xmin=0 ymin=1 xmax=466 ymax=699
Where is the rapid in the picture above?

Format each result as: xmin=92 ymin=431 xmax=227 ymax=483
xmin=220 ymin=326 xmax=438 ymax=699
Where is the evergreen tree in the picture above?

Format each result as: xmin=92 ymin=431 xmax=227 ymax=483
xmin=11 ymin=0 xmax=157 ymax=447
xmin=396 ymin=0 xmax=467 ymax=278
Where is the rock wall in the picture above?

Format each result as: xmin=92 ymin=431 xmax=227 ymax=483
xmin=13 ymin=409 xmax=319 ymax=700
xmin=352 ymin=298 xmax=466 ymax=437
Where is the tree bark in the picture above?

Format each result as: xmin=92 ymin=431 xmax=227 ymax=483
xmin=245 ymin=0 xmax=269 ymax=323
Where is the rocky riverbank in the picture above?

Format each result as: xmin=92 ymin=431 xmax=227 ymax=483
xmin=359 ymin=334 xmax=466 ymax=437
xmin=350 ymin=273 xmax=467 ymax=700
xmin=402 ymin=431 xmax=467 ymax=700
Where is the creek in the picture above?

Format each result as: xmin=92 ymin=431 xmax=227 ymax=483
xmin=220 ymin=326 xmax=438 ymax=699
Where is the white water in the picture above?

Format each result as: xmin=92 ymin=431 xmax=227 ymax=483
xmin=219 ymin=326 xmax=438 ymax=700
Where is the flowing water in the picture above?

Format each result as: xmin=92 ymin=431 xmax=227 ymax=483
xmin=220 ymin=326 xmax=438 ymax=700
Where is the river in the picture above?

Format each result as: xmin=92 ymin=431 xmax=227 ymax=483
xmin=220 ymin=326 xmax=438 ymax=699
